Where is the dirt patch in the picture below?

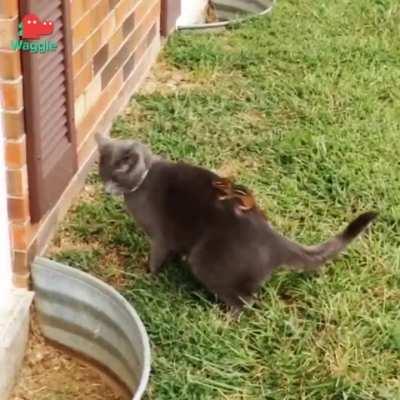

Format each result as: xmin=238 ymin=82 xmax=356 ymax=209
xmin=47 ymin=236 xmax=129 ymax=290
xmin=10 ymin=315 xmax=127 ymax=400
xmin=138 ymin=59 xmax=197 ymax=95
xmin=47 ymin=236 xmax=97 ymax=258
xmin=78 ymin=181 xmax=101 ymax=204
xmin=216 ymin=157 xmax=261 ymax=179
xmin=136 ymin=57 xmax=233 ymax=97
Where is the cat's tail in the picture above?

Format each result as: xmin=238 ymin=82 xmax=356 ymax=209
xmin=282 ymin=211 xmax=378 ymax=271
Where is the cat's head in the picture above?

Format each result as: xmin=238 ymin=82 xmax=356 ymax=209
xmin=95 ymin=134 xmax=156 ymax=195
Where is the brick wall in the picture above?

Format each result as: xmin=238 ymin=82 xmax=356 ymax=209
xmin=0 ymin=0 xmax=163 ymax=288
xmin=0 ymin=0 xmax=32 ymax=288
xmin=71 ymin=0 xmax=161 ymax=167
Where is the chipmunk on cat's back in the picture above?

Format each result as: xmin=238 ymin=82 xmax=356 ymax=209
xmin=212 ymin=177 xmax=267 ymax=217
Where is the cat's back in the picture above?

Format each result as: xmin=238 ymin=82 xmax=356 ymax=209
xmin=143 ymin=160 xmax=274 ymax=255
xmin=150 ymin=161 xmax=218 ymax=212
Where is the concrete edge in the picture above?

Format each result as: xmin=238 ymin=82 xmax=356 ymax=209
xmin=0 ymin=289 xmax=34 ymax=399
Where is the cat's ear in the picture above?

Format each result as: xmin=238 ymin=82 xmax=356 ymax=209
xmin=95 ymin=132 xmax=110 ymax=150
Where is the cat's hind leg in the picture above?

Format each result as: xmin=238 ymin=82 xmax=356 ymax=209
xmin=149 ymin=239 xmax=172 ymax=274
xmin=188 ymin=244 xmax=257 ymax=313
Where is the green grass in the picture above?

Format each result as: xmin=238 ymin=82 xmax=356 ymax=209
xmin=50 ymin=0 xmax=400 ymax=398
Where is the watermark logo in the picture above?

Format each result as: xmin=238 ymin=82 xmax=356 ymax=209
xmin=11 ymin=14 xmax=58 ymax=53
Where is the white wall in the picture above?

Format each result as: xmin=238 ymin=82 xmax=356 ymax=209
xmin=176 ymin=0 xmax=209 ymax=26
xmin=0 ymin=105 xmax=13 ymax=312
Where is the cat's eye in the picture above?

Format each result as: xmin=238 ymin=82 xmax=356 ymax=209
xmin=120 ymin=155 xmax=131 ymax=164
xmin=116 ymin=152 xmax=138 ymax=170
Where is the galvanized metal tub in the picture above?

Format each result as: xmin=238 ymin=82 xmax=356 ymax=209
xmin=32 ymin=257 xmax=151 ymax=400
xmin=178 ymin=0 xmax=276 ymax=32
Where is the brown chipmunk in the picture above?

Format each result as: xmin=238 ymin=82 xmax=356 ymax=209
xmin=205 ymin=1 xmax=218 ymax=23
xmin=212 ymin=177 xmax=261 ymax=215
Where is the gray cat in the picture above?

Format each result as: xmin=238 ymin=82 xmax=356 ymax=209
xmin=96 ymin=134 xmax=377 ymax=311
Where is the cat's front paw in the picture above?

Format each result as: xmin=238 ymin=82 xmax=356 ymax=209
xmin=146 ymin=261 xmax=156 ymax=275
xmin=147 ymin=259 xmax=162 ymax=275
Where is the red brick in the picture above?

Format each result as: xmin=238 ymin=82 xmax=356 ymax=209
xmin=101 ymin=1 xmax=159 ymax=89
xmin=74 ymin=62 xmax=93 ymax=98
xmin=2 ymin=109 xmax=25 ymax=139
xmin=77 ymin=70 xmax=123 ymax=145
xmin=73 ymin=46 xmax=85 ymax=76
xmin=13 ymin=242 xmax=37 ymax=276
xmin=100 ymin=11 xmax=116 ymax=44
xmin=12 ymin=272 xmax=30 ymax=288
xmin=101 ymin=40 xmax=129 ymax=89
xmin=71 ymin=0 xmax=86 ymax=27
xmin=94 ymin=0 xmax=110 ymax=23
xmin=6 ymin=167 xmax=28 ymax=196
xmin=85 ymin=75 xmax=102 ymax=111
xmin=109 ymin=0 xmax=120 ymax=9
xmin=11 ymin=221 xmax=33 ymax=250
xmin=74 ymin=95 xmax=86 ymax=128
xmin=84 ymin=29 xmax=102 ymax=62
xmin=124 ymin=32 xmax=159 ymax=94
xmin=0 ymin=0 xmax=18 ymax=18
xmin=123 ymin=52 xmax=135 ymax=81
xmin=77 ymin=131 xmax=99 ymax=168
xmin=73 ymin=30 xmax=101 ymax=76
xmin=73 ymin=11 xmax=93 ymax=49
xmin=0 ymin=79 xmax=23 ymax=110
xmin=122 ymin=13 xmax=135 ymax=36
xmin=5 ymin=136 xmax=26 ymax=168
xmin=0 ymin=16 xmax=18 ymax=48
xmin=93 ymin=44 xmax=109 ymax=74
xmin=8 ymin=195 xmax=30 ymax=222
xmin=115 ymin=0 xmax=137 ymax=26
xmin=0 ymin=50 xmax=21 ymax=79
xmin=109 ymin=29 xmax=123 ymax=54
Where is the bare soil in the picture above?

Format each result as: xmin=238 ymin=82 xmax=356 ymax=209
xmin=10 ymin=315 xmax=126 ymax=400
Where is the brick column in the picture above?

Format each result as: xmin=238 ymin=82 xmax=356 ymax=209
xmin=0 ymin=1 xmax=32 ymax=289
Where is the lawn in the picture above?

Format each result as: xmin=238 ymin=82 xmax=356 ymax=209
xmin=49 ymin=0 xmax=400 ymax=398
